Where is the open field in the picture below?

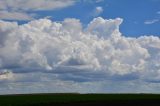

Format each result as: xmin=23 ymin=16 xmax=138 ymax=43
xmin=0 ymin=93 xmax=160 ymax=106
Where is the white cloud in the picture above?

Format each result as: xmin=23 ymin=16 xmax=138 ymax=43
xmin=92 ymin=6 xmax=103 ymax=17
xmin=0 ymin=11 xmax=34 ymax=21
xmin=0 ymin=0 xmax=76 ymax=20
xmin=157 ymin=11 xmax=160 ymax=14
xmin=95 ymin=0 xmax=104 ymax=3
xmin=87 ymin=17 xmax=122 ymax=38
xmin=82 ymin=0 xmax=103 ymax=3
xmin=96 ymin=6 xmax=103 ymax=14
xmin=0 ymin=0 xmax=75 ymax=11
xmin=144 ymin=19 xmax=159 ymax=24
xmin=0 ymin=17 xmax=160 ymax=93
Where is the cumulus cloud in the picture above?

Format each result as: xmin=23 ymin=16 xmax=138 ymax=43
xmin=0 ymin=0 xmax=76 ymax=20
xmin=0 ymin=17 xmax=160 ymax=93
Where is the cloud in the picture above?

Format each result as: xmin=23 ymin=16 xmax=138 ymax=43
xmin=95 ymin=0 xmax=104 ymax=3
xmin=0 ymin=69 xmax=14 ymax=80
xmin=82 ymin=0 xmax=104 ymax=3
xmin=0 ymin=17 xmax=160 ymax=93
xmin=157 ymin=11 xmax=160 ymax=14
xmin=0 ymin=11 xmax=34 ymax=21
xmin=0 ymin=0 xmax=75 ymax=11
xmin=0 ymin=0 xmax=76 ymax=20
xmin=144 ymin=19 xmax=159 ymax=24
xmin=92 ymin=6 xmax=103 ymax=17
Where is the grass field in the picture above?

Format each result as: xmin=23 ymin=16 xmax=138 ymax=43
xmin=0 ymin=93 xmax=160 ymax=106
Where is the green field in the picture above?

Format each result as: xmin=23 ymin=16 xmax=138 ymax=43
xmin=0 ymin=93 xmax=160 ymax=106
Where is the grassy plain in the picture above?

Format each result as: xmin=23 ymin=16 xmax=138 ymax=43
xmin=0 ymin=93 xmax=160 ymax=106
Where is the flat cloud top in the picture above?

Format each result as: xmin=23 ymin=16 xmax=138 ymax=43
xmin=0 ymin=17 xmax=160 ymax=94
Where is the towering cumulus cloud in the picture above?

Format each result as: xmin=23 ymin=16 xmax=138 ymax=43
xmin=0 ymin=17 xmax=160 ymax=94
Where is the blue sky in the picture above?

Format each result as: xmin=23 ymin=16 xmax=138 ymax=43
xmin=0 ymin=0 xmax=160 ymax=94
xmin=4 ymin=0 xmax=159 ymax=37
xmin=67 ymin=0 xmax=159 ymax=36
xmin=46 ymin=0 xmax=160 ymax=36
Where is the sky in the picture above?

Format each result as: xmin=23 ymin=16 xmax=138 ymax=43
xmin=0 ymin=0 xmax=160 ymax=94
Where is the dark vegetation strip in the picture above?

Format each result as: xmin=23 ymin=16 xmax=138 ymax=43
xmin=0 ymin=93 xmax=160 ymax=106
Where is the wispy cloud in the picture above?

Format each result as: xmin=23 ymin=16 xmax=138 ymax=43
xmin=95 ymin=0 xmax=104 ymax=3
xmin=144 ymin=19 xmax=159 ymax=24
xmin=157 ymin=11 xmax=160 ymax=14
xmin=0 ymin=0 xmax=76 ymax=20
xmin=0 ymin=11 xmax=35 ymax=21
xmin=82 ymin=0 xmax=104 ymax=3
xmin=0 ymin=0 xmax=76 ymax=11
